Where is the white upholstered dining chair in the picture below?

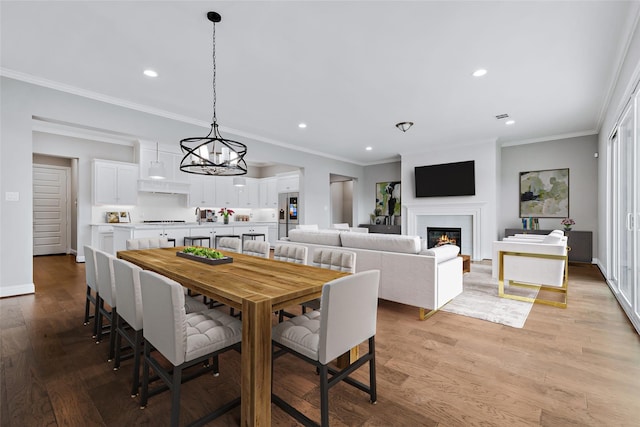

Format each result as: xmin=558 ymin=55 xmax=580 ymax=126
xmin=83 ymin=245 xmax=100 ymax=338
xmin=272 ymin=270 xmax=381 ymax=426
xmin=217 ymin=237 xmax=241 ymax=253
xmin=138 ymin=270 xmax=242 ymax=426
xmin=301 ymin=248 xmax=357 ymax=312
xmin=126 ymin=237 xmax=171 ymax=250
xmin=242 ymin=240 xmax=270 ymax=258
xmin=273 ymin=243 xmax=308 ymax=264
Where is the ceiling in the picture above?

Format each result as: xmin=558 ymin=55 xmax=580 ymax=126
xmin=2 ymin=1 xmax=638 ymax=165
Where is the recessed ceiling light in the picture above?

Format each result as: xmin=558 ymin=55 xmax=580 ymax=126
xmin=143 ymin=69 xmax=158 ymax=78
xmin=472 ymin=69 xmax=487 ymax=77
xmin=365 ymin=146 xmax=373 ymax=151
xmin=505 ymin=120 xmax=515 ymax=125
xmin=298 ymin=123 xmax=307 ymax=129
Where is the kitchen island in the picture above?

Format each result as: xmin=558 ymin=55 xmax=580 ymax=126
xmin=93 ymin=221 xmax=276 ymax=254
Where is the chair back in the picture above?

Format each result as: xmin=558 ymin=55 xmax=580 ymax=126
xmin=126 ymin=237 xmax=171 ymax=250
xmin=112 ymin=258 xmax=144 ymax=331
xmin=312 ymin=249 xmax=356 ymax=273
xmin=218 ymin=237 xmax=241 ymax=253
xmin=318 ymin=270 xmax=380 ymax=365
xmin=243 ymin=240 xmax=270 ymax=258
xmin=84 ymin=245 xmax=99 ymax=291
xmin=139 ymin=270 xmax=187 ymax=366
xmin=95 ymin=249 xmax=117 ymax=307
xmin=274 ymin=244 xmax=308 ymax=264
xmin=332 ymin=223 xmax=350 ymax=230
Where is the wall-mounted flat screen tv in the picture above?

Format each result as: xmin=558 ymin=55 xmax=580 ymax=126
xmin=414 ymin=160 xmax=475 ymax=197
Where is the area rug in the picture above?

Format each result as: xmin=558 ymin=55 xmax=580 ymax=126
xmin=441 ymin=263 xmax=539 ymax=328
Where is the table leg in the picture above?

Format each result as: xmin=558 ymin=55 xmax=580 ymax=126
xmin=241 ymin=297 xmax=272 ymax=427
xmin=336 ymin=347 xmax=359 ymax=369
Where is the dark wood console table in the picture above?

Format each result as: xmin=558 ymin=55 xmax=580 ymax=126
xmin=504 ymin=228 xmax=593 ymax=263
xmin=358 ymin=224 xmax=401 ymax=234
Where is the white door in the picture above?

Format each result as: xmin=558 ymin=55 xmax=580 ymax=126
xmin=33 ymin=165 xmax=69 ymax=255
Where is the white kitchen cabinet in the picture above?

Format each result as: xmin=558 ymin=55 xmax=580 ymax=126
xmin=164 ymin=227 xmax=190 ymax=247
xmin=238 ymin=178 xmax=260 ymax=208
xmin=215 ymin=176 xmax=238 ymax=207
xmin=189 ymin=225 xmax=232 ymax=248
xmin=187 ymin=175 xmax=216 ymax=207
xmin=276 ymin=173 xmax=299 ymax=193
xmin=93 ymin=160 xmax=138 ymax=205
xmin=233 ymin=225 xmax=269 ymax=247
xmin=259 ymin=177 xmax=278 ymax=208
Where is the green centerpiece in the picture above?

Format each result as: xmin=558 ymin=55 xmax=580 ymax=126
xmin=177 ymin=246 xmax=233 ymax=265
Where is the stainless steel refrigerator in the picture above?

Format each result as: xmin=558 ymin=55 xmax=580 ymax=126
xmin=278 ymin=192 xmax=299 ymax=239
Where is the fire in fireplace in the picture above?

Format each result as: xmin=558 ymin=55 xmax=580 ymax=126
xmin=427 ymin=227 xmax=462 ymax=249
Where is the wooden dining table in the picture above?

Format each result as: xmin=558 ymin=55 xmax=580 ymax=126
xmin=117 ymin=247 xmax=349 ymax=427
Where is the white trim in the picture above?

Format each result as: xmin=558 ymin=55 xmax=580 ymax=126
xmin=0 ymin=283 xmax=35 ymax=297
xmin=405 ymin=202 xmax=485 ymax=261
xmin=32 ymin=117 xmax=137 ymax=146
xmin=500 ymin=130 xmax=598 ymax=148
xmin=76 ymin=255 xmax=86 ymax=263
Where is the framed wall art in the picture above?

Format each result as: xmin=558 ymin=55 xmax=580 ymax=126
xmin=376 ymin=181 xmax=401 ymax=218
xmin=519 ymin=168 xmax=569 ymax=218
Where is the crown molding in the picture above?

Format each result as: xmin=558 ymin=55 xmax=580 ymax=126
xmin=499 ymin=129 xmax=598 ymax=148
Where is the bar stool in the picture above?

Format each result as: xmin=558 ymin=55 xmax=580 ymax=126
xmin=184 ymin=235 xmax=211 ymax=248
xmin=214 ymin=234 xmax=240 ymax=249
xmin=167 ymin=238 xmax=176 ymax=247
xmin=241 ymin=233 xmax=266 ymax=251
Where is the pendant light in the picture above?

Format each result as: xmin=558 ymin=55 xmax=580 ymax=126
xmin=395 ymin=122 xmax=414 ymax=132
xmin=179 ymin=11 xmax=248 ymax=176
xmin=148 ymin=142 xmax=166 ymax=179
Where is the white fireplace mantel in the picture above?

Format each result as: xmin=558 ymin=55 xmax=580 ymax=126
xmin=405 ymin=202 xmax=486 ymax=260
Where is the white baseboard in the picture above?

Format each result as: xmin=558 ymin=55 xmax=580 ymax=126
xmin=0 ymin=283 xmax=35 ymax=297
xmin=76 ymin=255 xmax=85 ymax=263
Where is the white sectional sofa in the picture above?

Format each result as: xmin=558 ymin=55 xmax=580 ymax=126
xmin=278 ymin=229 xmax=463 ymax=319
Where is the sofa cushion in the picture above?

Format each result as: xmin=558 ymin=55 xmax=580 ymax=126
xmin=288 ymin=229 xmax=342 ymax=247
xmin=339 ymin=232 xmax=421 ymax=254
xmin=422 ymin=244 xmax=460 ymax=262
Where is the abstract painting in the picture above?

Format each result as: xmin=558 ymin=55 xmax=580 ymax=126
xmin=376 ymin=181 xmax=401 ymax=218
xmin=519 ymin=168 xmax=569 ymax=218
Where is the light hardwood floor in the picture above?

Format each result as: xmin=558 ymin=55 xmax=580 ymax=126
xmin=1 ymin=255 xmax=638 ymax=426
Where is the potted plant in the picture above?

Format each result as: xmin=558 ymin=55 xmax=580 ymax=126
xmin=561 ymin=217 xmax=575 ymax=231
xmin=218 ymin=207 xmax=234 ymax=224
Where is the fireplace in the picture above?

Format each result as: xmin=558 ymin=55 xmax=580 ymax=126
xmin=427 ymin=227 xmax=461 ymax=249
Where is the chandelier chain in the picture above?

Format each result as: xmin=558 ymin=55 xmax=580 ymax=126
xmin=212 ymin=19 xmax=217 ymax=124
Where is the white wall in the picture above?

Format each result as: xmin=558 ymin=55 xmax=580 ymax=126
xmin=0 ymin=77 xmax=365 ymax=296
xmin=400 ymin=140 xmax=498 ymax=260
xmin=499 ymin=135 xmax=599 ymax=259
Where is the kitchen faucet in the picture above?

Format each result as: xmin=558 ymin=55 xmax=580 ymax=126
xmin=195 ymin=207 xmax=201 ymax=225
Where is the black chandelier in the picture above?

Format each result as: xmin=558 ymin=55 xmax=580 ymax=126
xmin=180 ymin=11 xmax=248 ymax=176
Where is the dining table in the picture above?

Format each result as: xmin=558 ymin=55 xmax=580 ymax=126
xmin=117 ymin=246 xmax=349 ymax=427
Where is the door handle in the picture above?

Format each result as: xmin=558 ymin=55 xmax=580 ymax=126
xmin=627 ymin=212 xmax=633 ymax=231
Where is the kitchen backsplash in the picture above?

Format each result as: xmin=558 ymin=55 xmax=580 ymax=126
xmin=91 ymin=192 xmax=277 ymax=224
